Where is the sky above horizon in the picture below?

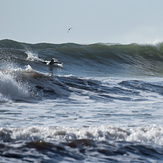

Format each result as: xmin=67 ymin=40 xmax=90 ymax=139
xmin=1 ymin=0 xmax=163 ymax=44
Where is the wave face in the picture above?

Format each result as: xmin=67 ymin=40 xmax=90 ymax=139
xmin=1 ymin=39 xmax=163 ymax=162
xmin=1 ymin=39 xmax=163 ymax=102
xmin=1 ymin=39 xmax=163 ymax=77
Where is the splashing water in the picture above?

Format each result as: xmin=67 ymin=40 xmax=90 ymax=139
xmin=0 ymin=71 xmax=31 ymax=102
xmin=26 ymin=50 xmax=43 ymax=62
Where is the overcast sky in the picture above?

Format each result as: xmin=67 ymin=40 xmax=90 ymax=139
xmin=1 ymin=0 xmax=163 ymax=44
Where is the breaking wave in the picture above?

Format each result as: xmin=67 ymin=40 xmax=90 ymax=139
xmin=1 ymin=39 xmax=163 ymax=162
xmin=0 ymin=39 xmax=163 ymax=77
xmin=0 ymin=125 xmax=163 ymax=162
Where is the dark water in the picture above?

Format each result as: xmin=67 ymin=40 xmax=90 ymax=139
xmin=0 ymin=39 xmax=163 ymax=162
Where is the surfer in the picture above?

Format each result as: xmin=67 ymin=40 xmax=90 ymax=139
xmin=49 ymin=58 xmax=55 ymax=65
xmin=48 ymin=58 xmax=56 ymax=75
xmin=49 ymin=58 xmax=63 ymax=66
xmin=42 ymin=58 xmax=63 ymax=68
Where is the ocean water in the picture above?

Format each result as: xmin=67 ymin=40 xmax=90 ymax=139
xmin=0 ymin=39 xmax=163 ymax=162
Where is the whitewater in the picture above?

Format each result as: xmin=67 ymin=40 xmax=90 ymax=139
xmin=0 ymin=39 xmax=163 ymax=162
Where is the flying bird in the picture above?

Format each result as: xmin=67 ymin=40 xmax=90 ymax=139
xmin=67 ymin=27 xmax=72 ymax=33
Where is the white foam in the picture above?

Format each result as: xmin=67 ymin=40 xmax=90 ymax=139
xmin=0 ymin=60 xmax=18 ymax=71
xmin=0 ymin=93 xmax=9 ymax=102
xmin=2 ymin=125 xmax=162 ymax=146
xmin=127 ymin=125 xmax=163 ymax=145
xmin=25 ymin=64 xmax=34 ymax=72
xmin=26 ymin=50 xmax=43 ymax=62
xmin=0 ymin=71 xmax=30 ymax=101
xmin=69 ymin=93 xmax=95 ymax=103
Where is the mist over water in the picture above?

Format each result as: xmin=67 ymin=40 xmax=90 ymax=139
xmin=0 ymin=39 xmax=163 ymax=162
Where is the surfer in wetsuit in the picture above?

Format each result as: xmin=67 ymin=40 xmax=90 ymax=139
xmin=48 ymin=58 xmax=55 ymax=75
xmin=49 ymin=58 xmax=62 ymax=65
xmin=49 ymin=58 xmax=55 ymax=65
xmin=42 ymin=58 xmax=62 ymax=67
xmin=42 ymin=58 xmax=63 ymax=75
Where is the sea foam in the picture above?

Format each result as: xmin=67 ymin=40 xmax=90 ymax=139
xmin=1 ymin=125 xmax=162 ymax=146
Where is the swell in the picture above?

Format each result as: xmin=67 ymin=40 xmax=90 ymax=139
xmin=1 ymin=39 xmax=163 ymax=76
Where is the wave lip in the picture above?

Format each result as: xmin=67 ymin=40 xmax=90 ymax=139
xmin=1 ymin=39 xmax=163 ymax=77
xmin=0 ymin=72 xmax=29 ymax=102
xmin=0 ymin=66 xmax=163 ymax=103
xmin=0 ymin=66 xmax=38 ymax=102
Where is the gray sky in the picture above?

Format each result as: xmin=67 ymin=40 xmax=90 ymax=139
xmin=1 ymin=0 xmax=163 ymax=44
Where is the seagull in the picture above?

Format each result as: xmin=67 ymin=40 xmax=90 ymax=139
xmin=67 ymin=27 xmax=72 ymax=33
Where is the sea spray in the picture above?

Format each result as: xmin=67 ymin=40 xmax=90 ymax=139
xmin=0 ymin=71 xmax=30 ymax=101
xmin=26 ymin=50 xmax=43 ymax=62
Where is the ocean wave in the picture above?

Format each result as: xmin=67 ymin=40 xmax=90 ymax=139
xmin=0 ymin=70 xmax=31 ymax=102
xmin=1 ymin=39 xmax=163 ymax=162
xmin=1 ymin=125 xmax=163 ymax=146
xmin=1 ymin=39 xmax=163 ymax=103
xmin=0 ymin=125 xmax=163 ymax=162
xmin=0 ymin=65 xmax=163 ymax=103
xmin=1 ymin=39 xmax=163 ymax=77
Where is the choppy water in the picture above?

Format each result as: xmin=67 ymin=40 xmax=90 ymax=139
xmin=0 ymin=39 xmax=163 ymax=162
